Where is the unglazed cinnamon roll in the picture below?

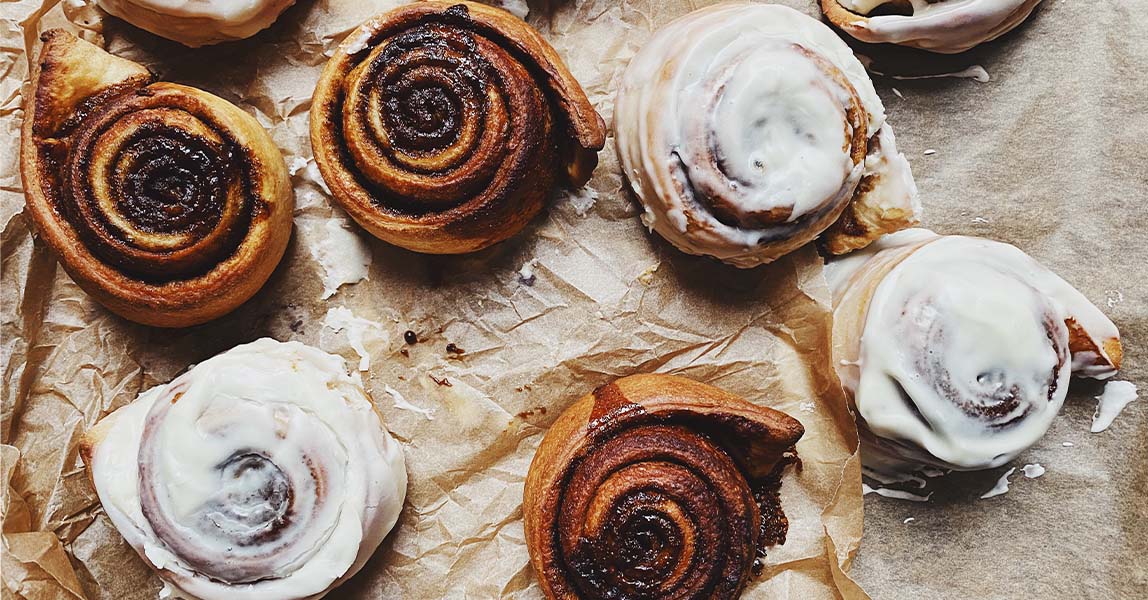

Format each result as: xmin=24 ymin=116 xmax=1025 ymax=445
xmin=96 ymin=0 xmax=297 ymax=47
xmin=829 ymin=230 xmax=1122 ymax=472
xmin=821 ymin=0 xmax=1044 ymax=54
xmin=310 ymin=1 xmax=607 ymax=254
xmin=79 ymin=339 xmax=407 ymax=600
xmin=20 ymin=31 xmax=293 ymax=327
xmin=614 ymin=3 xmax=918 ymax=268
xmin=523 ymin=374 xmax=804 ymax=599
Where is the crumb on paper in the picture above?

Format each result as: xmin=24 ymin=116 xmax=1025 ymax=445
xmin=564 ymin=186 xmax=600 ymax=217
xmin=518 ymin=259 xmax=538 ymax=286
xmin=980 ymin=467 xmax=1016 ymax=499
xmin=384 ymin=385 xmax=435 ymax=420
xmin=1021 ymin=464 xmax=1045 ymax=479
xmin=1105 ymin=289 xmax=1124 ymax=308
xmin=923 ymin=149 xmax=937 ymax=156
xmin=637 ymin=263 xmax=660 ymax=285
xmin=903 ymin=517 xmax=915 ymax=524
xmin=892 ymin=87 xmax=903 ymax=98
xmin=1091 ymin=381 xmax=1138 ymax=433
xmin=322 ymin=306 xmax=384 ymax=371
xmin=971 ymin=216 xmax=990 ymax=224
xmin=1062 ymin=441 xmax=1074 ymax=447
xmin=862 ymin=483 xmax=932 ymax=502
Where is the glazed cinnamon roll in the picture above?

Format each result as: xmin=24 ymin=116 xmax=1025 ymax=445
xmin=310 ymin=1 xmax=606 ymax=254
xmin=614 ymin=3 xmax=918 ymax=268
xmin=523 ymin=374 xmax=804 ymax=599
xmin=829 ymin=230 xmax=1122 ymax=472
xmin=821 ymin=0 xmax=1044 ymax=54
xmin=96 ymin=0 xmax=297 ymax=47
xmin=20 ymin=31 xmax=293 ymax=327
xmin=80 ymin=339 xmax=407 ymax=600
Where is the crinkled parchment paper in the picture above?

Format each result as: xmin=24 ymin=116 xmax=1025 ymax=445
xmin=1 ymin=1 xmax=871 ymax=598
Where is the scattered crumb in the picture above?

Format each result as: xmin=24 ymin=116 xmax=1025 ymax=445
xmin=446 ymin=343 xmax=465 ymax=355
xmin=429 ymin=374 xmax=453 ymax=387
xmin=637 ymin=263 xmax=660 ymax=285
xmin=923 ymin=149 xmax=937 ymax=156
xmin=903 ymin=517 xmax=915 ymax=524
xmin=1062 ymin=442 xmax=1074 ymax=447
xmin=1091 ymin=381 xmax=1138 ymax=433
xmin=892 ymin=87 xmax=903 ymax=98
xmin=1021 ymin=464 xmax=1045 ymax=479
xmin=518 ymin=259 xmax=538 ymax=286
xmin=1105 ymin=290 xmax=1124 ymax=308
xmin=980 ymin=467 xmax=1016 ymax=499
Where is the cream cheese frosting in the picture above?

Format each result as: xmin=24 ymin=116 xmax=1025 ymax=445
xmin=97 ymin=0 xmax=298 ymax=47
xmin=84 ymin=338 xmax=406 ymax=600
xmin=825 ymin=0 xmax=1045 ymax=54
xmin=615 ymin=2 xmax=914 ymax=268
xmin=830 ymin=231 xmax=1121 ymax=471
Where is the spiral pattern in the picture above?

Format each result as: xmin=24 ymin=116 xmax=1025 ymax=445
xmin=66 ymin=86 xmax=256 ymax=280
xmin=821 ymin=0 xmax=1045 ymax=54
xmin=614 ymin=3 xmax=914 ymax=268
xmin=82 ymin=339 xmax=407 ymax=600
xmin=21 ymin=31 xmax=293 ymax=327
xmin=523 ymin=375 xmax=804 ymax=600
xmin=830 ymin=231 xmax=1123 ymax=471
xmin=311 ymin=1 xmax=606 ymax=254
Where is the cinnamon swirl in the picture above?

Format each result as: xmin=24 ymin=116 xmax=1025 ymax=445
xmin=79 ymin=339 xmax=407 ymax=600
xmin=821 ymin=0 xmax=1044 ymax=54
xmin=523 ymin=374 xmax=804 ymax=599
xmin=829 ymin=230 xmax=1122 ymax=472
xmin=20 ymin=31 xmax=293 ymax=327
xmin=310 ymin=1 xmax=606 ymax=254
xmin=614 ymin=3 xmax=918 ymax=268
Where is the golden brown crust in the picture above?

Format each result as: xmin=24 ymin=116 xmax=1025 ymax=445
xmin=310 ymin=1 xmax=605 ymax=254
xmin=523 ymin=373 xmax=804 ymax=600
xmin=20 ymin=31 xmax=293 ymax=327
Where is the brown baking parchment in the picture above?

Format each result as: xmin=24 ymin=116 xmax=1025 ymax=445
xmin=0 ymin=0 xmax=871 ymax=598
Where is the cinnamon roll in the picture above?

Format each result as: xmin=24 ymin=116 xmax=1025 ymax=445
xmin=614 ymin=3 xmax=918 ymax=268
xmin=821 ymin=0 xmax=1045 ymax=54
xmin=523 ymin=374 xmax=804 ymax=599
xmin=79 ymin=339 xmax=407 ymax=600
xmin=310 ymin=1 xmax=606 ymax=254
xmin=96 ymin=0 xmax=297 ymax=47
xmin=829 ymin=230 xmax=1122 ymax=472
xmin=20 ymin=31 xmax=293 ymax=327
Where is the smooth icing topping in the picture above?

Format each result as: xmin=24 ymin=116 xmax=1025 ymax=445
xmin=615 ymin=3 xmax=912 ymax=267
xmin=96 ymin=0 xmax=297 ymax=47
xmin=88 ymin=339 xmax=406 ymax=600
xmin=830 ymin=0 xmax=1044 ymax=54
xmin=832 ymin=232 xmax=1121 ymax=471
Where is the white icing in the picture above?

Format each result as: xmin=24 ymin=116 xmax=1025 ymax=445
xmin=833 ymin=232 xmax=1121 ymax=471
xmin=321 ymin=306 xmax=385 ymax=372
xmin=832 ymin=0 xmax=1043 ymax=54
xmin=88 ymin=339 xmax=407 ymax=600
xmin=615 ymin=3 xmax=900 ymax=267
xmin=980 ymin=467 xmax=1016 ymax=498
xmin=96 ymin=0 xmax=297 ymax=47
xmin=303 ymin=218 xmax=372 ymax=300
xmin=862 ymin=483 xmax=932 ymax=502
xmin=384 ymin=385 xmax=435 ymax=420
xmin=1090 ymin=381 xmax=1138 ymax=433
xmin=1021 ymin=463 xmax=1045 ymax=478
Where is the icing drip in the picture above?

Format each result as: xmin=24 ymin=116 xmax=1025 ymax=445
xmin=96 ymin=0 xmax=298 ymax=47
